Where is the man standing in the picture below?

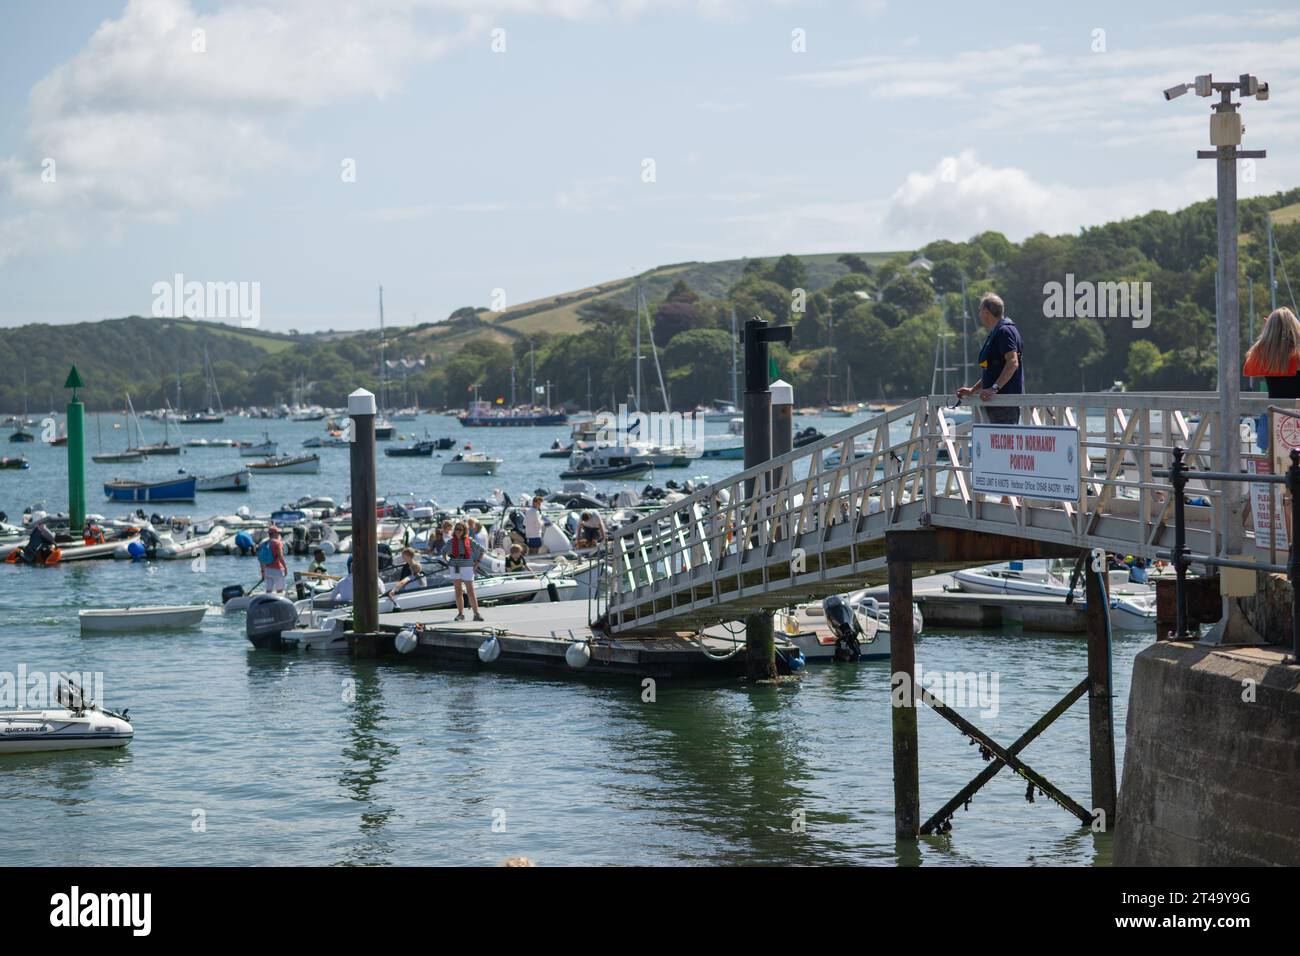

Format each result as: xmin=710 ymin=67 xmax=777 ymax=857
xmin=957 ymin=293 xmax=1023 ymax=424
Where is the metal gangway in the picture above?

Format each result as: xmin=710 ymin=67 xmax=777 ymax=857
xmin=603 ymin=392 xmax=1276 ymax=634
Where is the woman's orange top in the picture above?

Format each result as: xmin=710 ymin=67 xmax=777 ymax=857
xmin=1243 ymin=351 xmax=1299 ymax=377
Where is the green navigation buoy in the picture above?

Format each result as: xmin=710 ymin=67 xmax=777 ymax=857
xmin=64 ymin=366 xmax=86 ymax=533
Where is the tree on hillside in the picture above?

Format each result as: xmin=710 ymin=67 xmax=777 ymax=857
xmin=730 ymin=277 xmax=793 ymax=325
xmin=653 ymin=280 xmax=707 ymax=346
xmin=577 ymin=299 xmax=634 ymax=357
xmin=663 ymin=328 xmax=733 ymax=409
xmin=769 ymin=254 xmax=808 ymax=292
xmin=876 ymin=270 xmax=935 ymax=326
xmin=837 ymin=254 xmax=873 ymax=276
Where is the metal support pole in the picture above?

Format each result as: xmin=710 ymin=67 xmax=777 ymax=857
xmin=1171 ymin=447 xmax=1189 ymax=639
xmin=889 ymin=556 xmax=919 ymax=839
xmin=741 ymin=318 xmax=789 ymax=681
xmin=1217 ymin=144 xmax=1245 ymax=564
xmin=348 ymin=388 xmax=380 ymax=654
xmin=1288 ymin=448 xmax=1300 ymax=662
xmin=1084 ymin=549 xmax=1117 ymax=828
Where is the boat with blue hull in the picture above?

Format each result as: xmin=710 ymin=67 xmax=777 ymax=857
xmin=104 ymin=475 xmax=197 ymax=503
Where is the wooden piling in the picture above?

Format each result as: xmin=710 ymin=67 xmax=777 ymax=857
xmin=1083 ymin=549 xmax=1118 ymax=827
xmin=889 ymin=557 xmax=920 ymax=839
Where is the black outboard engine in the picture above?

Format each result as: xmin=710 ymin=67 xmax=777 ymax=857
xmin=19 ymin=523 xmax=56 ymax=564
xmin=823 ymin=594 xmax=862 ymax=663
xmin=139 ymin=526 xmax=161 ymax=557
xmin=246 ymin=594 xmax=298 ymax=649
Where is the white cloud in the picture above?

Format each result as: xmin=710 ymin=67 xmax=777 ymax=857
xmin=882 ymin=150 xmax=1211 ymax=245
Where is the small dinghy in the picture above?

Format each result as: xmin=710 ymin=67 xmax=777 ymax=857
xmin=248 ymin=454 xmax=321 ymax=475
xmin=0 ymin=683 xmax=133 ymax=753
xmin=79 ymin=604 xmax=208 ymax=634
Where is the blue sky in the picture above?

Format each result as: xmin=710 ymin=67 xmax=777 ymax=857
xmin=1 ymin=0 xmax=1297 ymax=331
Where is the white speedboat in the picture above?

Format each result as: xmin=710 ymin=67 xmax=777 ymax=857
xmin=0 ymin=702 xmax=133 ymax=753
xmin=79 ymin=604 xmax=208 ymax=633
xmin=442 ymin=452 xmax=501 ymax=476
xmin=771 ymin=593 xmax=914 ymax=662
xmin=952 ymin=562 xmax=1157 ymax=631
xmin=239 ymin=436 xmax=278 ymax=457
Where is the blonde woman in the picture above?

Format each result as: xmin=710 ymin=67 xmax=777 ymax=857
xmin=440 ymin=522 xmax=484 ymax=621
xmin=1244 ymin=307 xmax=1300 ymax=398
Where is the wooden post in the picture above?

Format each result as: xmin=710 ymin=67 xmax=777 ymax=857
xmin=889 ymin=556 xmax=920 ymax=839
xmin=1083 ymin=548 xmax=1117 ymax=828
xmin=348 ymin=387 xmax=381 ymax=657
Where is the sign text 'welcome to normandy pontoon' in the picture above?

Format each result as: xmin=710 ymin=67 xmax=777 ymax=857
xmin=971 ymin=424 xmax=1080 ymax=502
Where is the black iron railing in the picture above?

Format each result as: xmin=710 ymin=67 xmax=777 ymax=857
xmin=1154 ymin=445 xmax=1300 ymax=660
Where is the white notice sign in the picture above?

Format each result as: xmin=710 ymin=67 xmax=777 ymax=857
xmin=971 ymin=424 xmax=1080 ymax=501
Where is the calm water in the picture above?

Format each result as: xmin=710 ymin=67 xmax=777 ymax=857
xmin=0 ymin=411 xmax=1140 ymax=865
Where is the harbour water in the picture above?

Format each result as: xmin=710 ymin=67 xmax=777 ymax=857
xmin=0 ymin=412 xmax=1142 ymax=865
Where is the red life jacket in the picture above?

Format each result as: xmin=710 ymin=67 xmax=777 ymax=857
xmin=451 ymin=536 xmax=472 ymax=559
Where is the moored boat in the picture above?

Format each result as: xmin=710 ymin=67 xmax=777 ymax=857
xmin=0 ymin=702 xmax=133 ymax=753
xmin=104 ymin=475 xmax=197 ymax=503
xmin=194 ymin=469 xmax=251 ymax=492
xmin=248 ymin=454 xmax=320 ymax=475
xmin=441 ymin=451 xmax=501 ymax=476
xmin=78 ymin=604 xmax=208 ymax=633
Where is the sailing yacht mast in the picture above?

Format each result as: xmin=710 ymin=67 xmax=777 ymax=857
xmin=730 ymin=305 xmax=739 ymax=408
xmin=640 ymin=279 xmax=670 ymax=411
xmin=378 ymin=285 xmax=388 ymax=412
xmin=634 ymin=278 xmax=642 ymax=412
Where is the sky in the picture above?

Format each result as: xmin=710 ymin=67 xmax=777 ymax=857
xmin=1 ymin=0 xmax=1298 ymax=332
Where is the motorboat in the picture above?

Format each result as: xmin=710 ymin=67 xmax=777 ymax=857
xmin=951 ymin=561 xmax=1157 ymax=630
xmin=1 ymin=456 xmax=29 ymax=469
xmin=303 ymin=436 xmax=349 ymax=448
xmin=560 ymin=454 xmax=652 ymax=481
xmin=248 ymin=454 xmax=320 ymax=475
xmin=385 ymin=440 xmax=436 ymax=458
xmin=0 ymin=698 xmax=133 ymax=753
xmin=239 ymin=434 xmax=278 ymax=457
xmin=79 ymin=604 xmax=208 ymax=634
xmin=442 ymin=451 xmax=501 ymax=476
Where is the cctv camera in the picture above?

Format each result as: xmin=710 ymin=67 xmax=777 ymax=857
xmin=1164 ymin=83 xmax=1189 ymax=101
xmin=1195 ymin=74 xmax=1213 ymax=97
xmin=1257 ymin=82 xmax=1269 ymax=101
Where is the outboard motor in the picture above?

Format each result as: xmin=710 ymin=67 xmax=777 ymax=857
xmin=139 ymin=526 xmax=161 ymax=558
xmin=18 ymin=523 xmax=56 ymax=565
xmin=823 ymin=594 xmax=862 ymax=663
xmin=246 ymin=594 xmax=299 ymax=650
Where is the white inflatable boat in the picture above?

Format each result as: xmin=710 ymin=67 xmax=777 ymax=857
xmin=0 ymin=704 xmax=134 ymax=753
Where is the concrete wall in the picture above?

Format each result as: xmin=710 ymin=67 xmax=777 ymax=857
xmin=1115 ymin=641 xmax=1300 ymax=866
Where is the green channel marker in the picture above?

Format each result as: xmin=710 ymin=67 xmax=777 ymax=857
xmin=64 ymin=366 xmax=85 ymax=534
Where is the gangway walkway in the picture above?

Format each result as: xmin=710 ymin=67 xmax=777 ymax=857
xmin=602 ymin=392 xmax=1274 ymax=634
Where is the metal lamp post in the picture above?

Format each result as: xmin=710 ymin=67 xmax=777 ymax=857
xmin=1165 ymin=72 xmax=1269 ymax=641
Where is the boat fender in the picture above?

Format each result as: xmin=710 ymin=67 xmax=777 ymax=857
xmin=126 ymin=541 xmax=146 ymax=560
xmin=565 ymin=641 xmax=591 ymax=669
xmin=234 ymin=531 xmax=255 ymax=553
xmin=394 ymin=628 xmax=418 ymax=654
xmin=478 ymin=635 xmax=501 ymax=663
xmin=546 ymin=582 xmax=560 ymax=602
